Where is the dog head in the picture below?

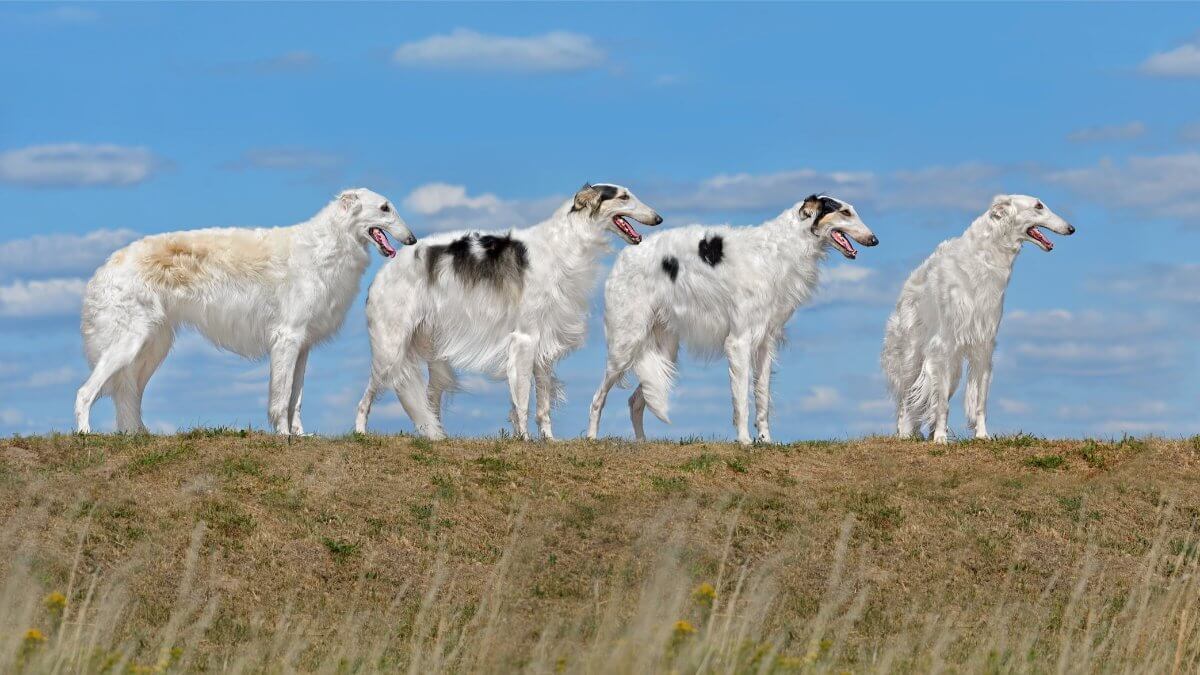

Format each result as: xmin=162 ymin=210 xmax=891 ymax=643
xmin=799 ymin=194 xmax=878 ymax=259
xmin=570 ymin=183 xmax=663 ymax=245
xmin=987 ymin=195 xmax=1075 ymax=252
xmin=334 ymin=188 xmax=418 ymax=258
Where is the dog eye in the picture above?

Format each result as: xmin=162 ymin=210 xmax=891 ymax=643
xmin=1034 ymin=202 xmax=1043 ymax=210
xmin=840 ymin=208 xmax=852 ymax=216
xmin=381 ymin=203 xmax=391 ymax=212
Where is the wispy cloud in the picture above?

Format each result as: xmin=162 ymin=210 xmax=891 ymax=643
xmin=1045 ymin=153 xmax=1200 ymax=222
xmin=798 ymin=386 xmax=843 ymax=412
xmin=392 ymin=29 xmax=605 ymax=73
xmin=0 ymin=278 xmax=87 ymax=318
xmin=1088 ymin=263 xmax=1200 ymax=305
xmin=1067 ymin=121 xmax=1146 ymax=143
xmin=1139 ymin=38 xmax=1200 ymax=78
xmin=0 ymin=228 xmax=137 ymax=280
xmin=0 ymin=144 xmax=164 ymax=188
xmin=215 ymin=51 xmax=319 ymax=75
xmin=401 ymin=182 xmax=563 ymax=232
xmin=652 ymin=169 xmax=876 ymax=214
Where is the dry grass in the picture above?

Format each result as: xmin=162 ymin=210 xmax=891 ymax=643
xmin=2 ymin=431 xmax=1200 ymax=672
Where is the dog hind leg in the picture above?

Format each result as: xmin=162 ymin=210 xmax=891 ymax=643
xmin=76 ymin=325 xmax=154 ymax=433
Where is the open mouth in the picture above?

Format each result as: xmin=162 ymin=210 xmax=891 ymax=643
xmin=1026 ymin=226 xmax=1054 ymax=251
xmin=612 ymin=215 xmax=642 ymax=244
xmin=368 ymin=227 xmax=397 ymax=258
xmin=831 ymin=230 xmax=857 ymax=259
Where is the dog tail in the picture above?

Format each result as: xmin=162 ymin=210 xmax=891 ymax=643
xmin=632 ymin=347 xmax=675 ymax=423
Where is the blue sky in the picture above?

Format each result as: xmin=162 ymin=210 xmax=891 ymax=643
xmin=2 ymin=2 xmax=1199 ymax=440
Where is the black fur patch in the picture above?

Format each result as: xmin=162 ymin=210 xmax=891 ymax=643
xmin=804 ymin=194 xmax=843 ymax=233
xmin=424 ymin=233 xmax=529 ymax=294
xmin=570 ymin=183 xmax=621 ymax=213
xmin=661 ymin=255 xmax=679 ymax=282
xmin=698 ymin=235 xmax=724 ymax=266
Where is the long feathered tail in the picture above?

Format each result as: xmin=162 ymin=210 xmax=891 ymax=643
xmin=632 ymin=347 xmax=676 ymax=423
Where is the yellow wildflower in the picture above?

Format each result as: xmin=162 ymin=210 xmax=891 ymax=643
xmin=692 ymin=582 xmax=716 ymax=606
xmin=44 ymin=591 xmax=67 ymax=612
xmin=23 ymin=628 xmax=46 ymax=644
xmin=673 ymin=619 xmax=696 ymax=636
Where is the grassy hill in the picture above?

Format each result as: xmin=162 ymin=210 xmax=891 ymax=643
xmin=2 ymin=431 xmax=1199 ymax=672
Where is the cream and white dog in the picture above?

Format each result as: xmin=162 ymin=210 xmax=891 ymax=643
xmin=75 ymin=188 xmax=415 ymax=435
xmin=881 ymin=194 xmax=1075 ymax=443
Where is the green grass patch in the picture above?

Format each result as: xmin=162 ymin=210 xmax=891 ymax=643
xmin=127 ymin=444 xmax=193 ymax=475
xmin=680 ymin=453 xmax=717 ymax=472
xmin=650 ymin=475 xmax=688 ymax=496
xmin=321 ymin=537 xmax=360 ymax=561
xmin=1024 ymin=454 xmax=1066 ymax=470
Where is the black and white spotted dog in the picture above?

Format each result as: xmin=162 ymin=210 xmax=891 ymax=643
xmin=356 ymin=183 xmax=661 ymax=439
xmin=586 ymin=195 xmax=877 ymax=444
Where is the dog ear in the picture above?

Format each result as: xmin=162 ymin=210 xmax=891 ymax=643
xmin=572 ymin=183 xmax=600 ymax=214
xmin=339 ymin=190 xmax=362 ymax=215
xmin=799 ymin=194 xmax=821 ymax=220
xmin=988 ymin=195 xmax=1013 ymax=221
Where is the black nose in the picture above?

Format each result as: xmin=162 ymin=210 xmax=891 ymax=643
xmin=405 ymin=235 xmax=418 ymax=245
xmin=864 ymin=235 xmax=879 ymax=247
xmin=653 ymin=214 xmax=663 ymax=226
xmin=1066 ymin=224 xmax=1075 ymax=235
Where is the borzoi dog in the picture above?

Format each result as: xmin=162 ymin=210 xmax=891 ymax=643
xmin=881 ymin=194 xmax=1075 ymax=443
xmin=355 ymin=183 xmax=662 ymax=440
xmin=586 ymin=195 xmax=878 ymax=445
xmin=76 ymin=188 xmax=416 ymax=435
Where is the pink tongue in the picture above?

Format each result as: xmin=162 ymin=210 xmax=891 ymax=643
xmin=615 ymin=216 xmax=641 ymax=242
xmin=833 ymin=231 xmax=856 ymax=254
xmin=1029 ymin=227 xmax=1053 ymax=250
xmin=371 ymin=228 xmax=396 ymax=257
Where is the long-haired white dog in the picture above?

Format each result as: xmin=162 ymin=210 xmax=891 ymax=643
xmin=881 ymin=194 xmax=1075 ymax=443
xmin=586 ymin=194 xmax=878 ymax=445
xmin=75 ymin=188 xmax=416 ymax=435
xmin=355 ymin=183 xmax=662 ymax=440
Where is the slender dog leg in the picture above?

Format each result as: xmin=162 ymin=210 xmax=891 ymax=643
xmin=288 ymin=346 xmax=309 ymax=435
xmin=355 ymin=377 xmax=377 ymax=434
xmin=427 ymin=360 xmax=455 ymax=424
xmin=533 ymin=362 xmax=557 ymax=440
xmin=393 ymin=360 xmax=445 ymax=439
xmin=587 ymin=366 xmax=625 ymax=439
xmin=724 ymin=333 xmax=754 ymax=445
xmin=964 ymin=344 xmax=994 ymax=439
xmin=752 ymin=338 xmax=776 ymax=443
xmin=76 ymin=327 xmax=152 ymax=433
xmin=267 ymin=330 xmax=303 ymax=435
xmin=506 ymin=332 xmax=536 ymax=440
xmin=930 ymin=357 xmax=962 ymax=444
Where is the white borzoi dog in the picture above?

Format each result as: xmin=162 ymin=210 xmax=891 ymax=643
xmin=881 ymin=194 xmax=1075 ymax=443
xmin=586 ymin=194 xmax=878 ymax=445
xmin=355 ymin=183 xmax=662 ymax=440
xmin=75 ymin=188 xmax=416 ymax=435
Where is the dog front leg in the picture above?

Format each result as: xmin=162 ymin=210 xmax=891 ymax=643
xmin=288 ymin=346 xmax=309 ymax=435
xmin=268 ymin=330 xmax=303 ymax=435
xmin=752 ymin=339 xmax=776 ymax=443
xmin=506 ymin=332 xmax=536 ymax=440
xmin=965 ymin=345 xmax=994 ymax=439
xmin=724 ymin=333 xmax=753 ymax=445
xmin=533 ymin=362 xmax=557 ymax=440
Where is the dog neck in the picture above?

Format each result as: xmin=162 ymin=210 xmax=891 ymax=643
xmin=297 ymin=204 xmax=373 ymax=270
xmin=962 ymin=212 xmax=1023 ymax=267
xmin=761 ymin=208 xmax=829 ymax=271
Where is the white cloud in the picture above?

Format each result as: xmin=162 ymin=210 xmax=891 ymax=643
xmin=392 ymin=29 xmax=604 ymax=72
xmin=879 ymin=162 xmax=1004 ymax=214
xmin=0 ymin=408 xmax=22 ymax=426
xmin=402 ymin=182 xmax=563 ymax=232
xmin=1004 ymin=308 xmax=1167 ymax=339
xmin=798 ymin=386 xmax=842 ymax=412
xmin=996 ymin=399 xmax=1031 ymax=415
xmin=1012 ymin=340 xmax=1176 ymax=376
xmin=1045 ymin=153 xmax=1200 ymax=222
xmin=405 ymin=183 xmax=503 ymax=215
xmin=0 ymin=278 xmax=86 ymax=318
xmin=813 ymin=265 xmax=897 ymax=308
xmin=1088 ymin=264 xmax=1200 ymax=304
xmin=1067 ymin=121 xmax=1146 ymax=143
xmin=0 ymin=228 xmax=138 ymax=279
xmin=26 ymin=366 xmax=79 ymax=388
xmin=0 ymin=143 xmax=163 ymax=188
xmin=1140 ymin=40 xmax=1200 ymax=78
xmin=857 ymin=398 xmax=892 ymax=414
xmin=655 ymin=169 xmax=876 ymax=213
